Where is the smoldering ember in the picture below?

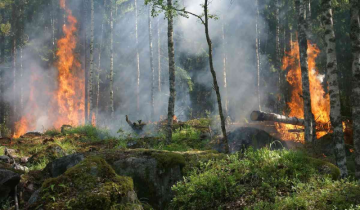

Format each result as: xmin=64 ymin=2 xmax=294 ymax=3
xmin=0 ymin=0 xmax=359 ymax=209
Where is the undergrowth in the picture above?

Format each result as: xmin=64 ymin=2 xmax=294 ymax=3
xmin=171 ymin=148 xmax=359 ymax=210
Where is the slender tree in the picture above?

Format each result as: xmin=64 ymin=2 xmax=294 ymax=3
xmin=88 ymin=0 xmax=94 ymax=124
xmin=171 ymin=0 xmax=229 ymax=152
xmin=255 ymin=0 xmax=261 ymax=111
xmin=135 ymin=0 xmax=140 ymax=111
xmin=109 ymin=0 xmax=114 ymax=118
xmin=321 ymin=0 xmax=348 ymax=178
xmin=97 ymin=0 xmax=107 ymax=122
xmin=221 ymin=18 xmax=229 ymax=116
xmin=275 ymin=0 xmax=281 ymax=112
xmin=166 ymin=0 xmax=176 ymax=144
xmin=350 ymin=0 xmax=360 ymax=180
xmin=157 ymin=16 xmax=161 ymax=93
xmin=11 ymin=1 xmax=17 ymax=125
xmin=295 ymin=0 xmax=315 ymax=143
xmin=83 ymin=0 xmax=89 ymax=123
xmin=148 ymin=6 xmax=155 ymax=121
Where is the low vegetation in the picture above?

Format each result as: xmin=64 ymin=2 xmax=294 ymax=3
xmin=171 ymin=148 xmax=359 ymax=210
xmin=2 ymin=122 xmax=360 ymax=209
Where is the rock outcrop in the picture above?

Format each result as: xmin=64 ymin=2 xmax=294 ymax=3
xmin=44 ymin=153 xmax=84 ymax=178
xmin=27 ymin=156 xmax=143 ymax=210
xmin=0 ymin=169 xmax=20 ymax=203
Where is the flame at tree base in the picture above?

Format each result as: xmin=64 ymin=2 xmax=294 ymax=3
xmin=276 ymin=41 xmax=330 ymax=142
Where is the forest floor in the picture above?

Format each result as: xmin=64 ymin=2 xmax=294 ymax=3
xmin=0 ymin=118 xmax=360 ymax=210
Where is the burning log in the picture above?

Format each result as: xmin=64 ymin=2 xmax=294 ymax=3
xmin=126 ymin=115 xmax=146 ymax=133
xmin=250 ymin=111 xmax=305 ymax=126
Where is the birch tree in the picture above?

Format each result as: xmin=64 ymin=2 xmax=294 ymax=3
xmin=321 ymin=0 xmax=348 ymax=178
xmin=97 ymin=0 xmax=107 ymax=121
xmin=255 ymin=0 xmax=261 ymax=111
xmin=148 ymin=6 xmax=155 ymax=121
xmin=135 ymin=0 xmax=140 ymax=111
xmin=350 ymin=0 xmax=360 ymax=180
xmin=109 ymin=0 xmax=114 ymax=118
xmin=295 ymin=0 xmax=315 ymax=143
xmin=157 ymin=16 xmax=161 ymax=93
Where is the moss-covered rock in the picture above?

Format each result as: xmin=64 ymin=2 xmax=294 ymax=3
xmin=27 ymin=156 xmax=143 ymax=210
xmin=99 ymin=149 xmax=224 ymax=210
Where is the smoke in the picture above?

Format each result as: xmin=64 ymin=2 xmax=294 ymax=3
xmin=1 ymin=0 xmax=274 ymax=135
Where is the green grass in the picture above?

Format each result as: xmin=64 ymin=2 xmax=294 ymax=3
xmin=44 ymin=128 xmax=61 ymax=137
xmin=63 ymin=125 xmax=112 ymax=142
xmin=28 ymin=156 xmax=50 ymax=171
xmin=0 ymin=146 xmax=4 ymax=156
xmin=171 ymin=148 xmax=359 ymax=210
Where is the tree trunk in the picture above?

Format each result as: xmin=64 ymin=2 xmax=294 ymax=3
xmin=255 ymin=0 xmax=261 ymax=111
xmin=350 ymin=0 xmax=360 ymax=180
xmin=251 ymin=110 xmax=305 ymax=125
xmin=321 ymin=0 xmax=348 ymax=178
xmin=135 ymin=0 xmax=140 ymax=111
xmin=19 ymin=0 xmax=24 ymax=115
xmin=166 ymin=0 xmax=176 ymax=144
xmin=148 ymin=7 xmax=155 ymax=121
xmin=222 ymin=18 xmax=229 ymax=115
xmin=83 ymin=0 xmax=88 ymax=123
xmin=12 ymin=1 xmax=17 ymax=125
xmin=157 ymin=17 xmax=161 ymax=93
xmin=204 ymin=0 xmax=229 ymax=153
xmin=276 ymin=0 xmax=282 ymax=112
xmin=295 ymin=0 xmax=315 ymax=143
xmin=89 ymin=0 xmax=94 ymax=124
xmin=97 ymin=0 xmax=107 ymax=123
xmin=306 ymin=0 xmax=311 ymax=29
xmin=109 ymin=0 xmax=114 ymax=118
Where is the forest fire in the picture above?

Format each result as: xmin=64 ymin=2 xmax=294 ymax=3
xmin=276 ymin=41 xmax=330 ymax=141
xmin=13 ymin=0 xmax=84 ymax=137
xmin=52 ymin=0 xmax=84 ymax=128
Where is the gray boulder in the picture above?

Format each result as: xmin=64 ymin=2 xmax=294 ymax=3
xmin=45 ymin=153 xmax=84 ymax=177
xmin=0 ymin=169 xmax=21 ymax=202
xmin=215 ymin=127 xmax=286 ymax=153
xmin=112 ymin=154 xmax=183 ymax=210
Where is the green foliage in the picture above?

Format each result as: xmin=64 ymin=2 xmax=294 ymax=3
xmin=170 ymin=148 xmax=352 ymax=210
xmin=0 ymin=22 xmax=11 ymax=35
xmin=176 ymin=66 xmax=194 ymax=92
xmin=44 ymin=128 xmax=61 ymax=137
xmin=0 ymin=123 xmax=12 ymax=138
xmin=63 ymin=125 xmax=112 ymax=142
xmin=28 ymin=156 xmax=49 ymax=171
xmin=273 ymin=178 xmax=360 ymax=210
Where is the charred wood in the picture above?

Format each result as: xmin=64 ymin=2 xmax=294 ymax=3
xmin=251 ymin=111 xmax=305 ymax=126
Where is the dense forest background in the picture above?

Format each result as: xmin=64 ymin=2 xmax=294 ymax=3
xmin=0 ymin=0 xmax=354 ymax=133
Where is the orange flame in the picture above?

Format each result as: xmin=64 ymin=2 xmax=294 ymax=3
xmin=51 ymin=0 xmax=84 ymax=128
xmin=13 ymin=75 xmax=39 ymax=138
xmin=13 ymin=0 xmax=84 ymax=137
xmin=277 ymin=41 xmax=330 ymax=141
